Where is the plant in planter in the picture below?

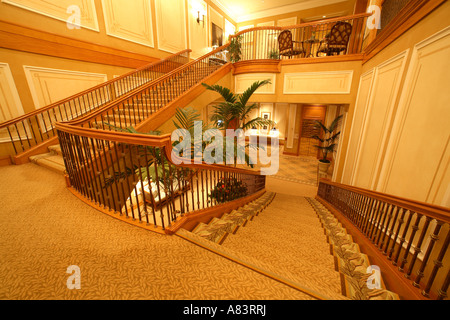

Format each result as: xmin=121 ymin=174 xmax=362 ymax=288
xmin=202 ymin=80 xmax=275 ymax=167
xmin=228 ymin=34 xmax=242 ymax=63
xmin=311 ymin=114 xmax=343 ymax=175
xmin=268 ymin=49 xmax=280 ymax=60
xmin=208 ymin=177 xmax=248 ymax=203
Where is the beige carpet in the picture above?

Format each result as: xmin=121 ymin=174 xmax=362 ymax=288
xmin=0 ymin=163 xmax=323 ymax=300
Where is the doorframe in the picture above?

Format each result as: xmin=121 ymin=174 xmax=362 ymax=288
xmin=297 ymin=104 xmax=327 ymax=158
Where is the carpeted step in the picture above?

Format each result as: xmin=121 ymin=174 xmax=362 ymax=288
xmin=221 ymin=194 xmax=344 ymax=297
xmin=305 ymin=197 xmax=400 ymax=300
xmin=176 ymin=227 xmax=349 ymax=301
xmin=189 ymin=192 xmax=276 ymax=244
xmin=48 ymin=144 xmax=62 ymax=156
xmin=29 ymin=152 xmax=66 ymax=175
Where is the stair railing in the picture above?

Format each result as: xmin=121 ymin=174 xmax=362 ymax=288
xmin=56 ymin=122 xmax=265 ymax=231
xmin=229 ymin=12 xmax=372 ymax=61
xmin=65 ymin=44 xmax=231 ymax=131
xmin=317 ymin=179 xmax=450 ymax=300
xmin=0 ymin=49 xmax=191 ymax=156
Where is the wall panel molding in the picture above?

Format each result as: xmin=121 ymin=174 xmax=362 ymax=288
xmin=234 ymin=73 xmax=276 ymax=94
xmin=23 ymin=65 xmax=107 ymax=130
xmin=340 ymin=69 xmax=374 ymax=184
xmin=2 ymin=0 xmax=99 ymax=31
xmin=377 ymin=26 xmax=450 ymax=205
xmin=102 ymin=0 xmax=154 ymax=48
xmin=283 ymin=71 xmax=353 ymax=95
xmin=0 ymin=62 xmax=25 ymax=142
xmin=155 ymin=0 xmax=187 ymax=54
xmin=351 ymin=50 xmax=409 ymax=189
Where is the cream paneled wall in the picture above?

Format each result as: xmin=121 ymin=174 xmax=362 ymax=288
xmin=23 ymin=66 xmax=107 ymax=109
xmin=351 ymin=50 xmax=408 ymax=189
xmin=188 ymin=0 xmax=208 ymax=59
xmin=234 ymin=73 xmax=276 ymax=94
xmin=341 ymin=70 xmax=374 ymax=185
xmin=155 ymin=0 xmax=187 ymax=54
xmin=2 ymin=0 xmax=99 ymax=31
xmin=102 ymin=0 xmax=154 ymax=47
xmin=378 ymin=27 xmax=450 ymax=207
xmin=339 ymin=25 xmax=450 ymax=207
xmin=283 ymin=71 xmax=353 ymax=95
xmin=0 ymin=63 xmax=24 ymax=122
xmin=0 ymin=63 xmax=25 ymax=143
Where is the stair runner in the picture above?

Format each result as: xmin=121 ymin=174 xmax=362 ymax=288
xmin=305 ymin=197 xmax=400 ymax=300
xmin=177 ymin=191 xmax=400 ymax=300
xmin=188 ymin=192 xmax=277 ymax=244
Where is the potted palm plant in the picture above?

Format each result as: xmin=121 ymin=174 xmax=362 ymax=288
xmin=201 ymin=80 xmax=275 ymax=167
xmin=311 ymin=114 xmax=343 ymax=175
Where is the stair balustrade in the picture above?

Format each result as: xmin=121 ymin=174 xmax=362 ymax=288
xmin=0 ymin=49 xmax=190 ymax=157
xmin=56 ymin=122 xmax=265 ymax=231
xmin=317 ymin=179 xmax=450 ymax=300
xmin=67 ymin=44 xmax=231 ymax=131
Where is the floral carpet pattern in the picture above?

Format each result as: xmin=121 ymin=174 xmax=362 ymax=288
xmin=0 ymin=164 xmax=324 ymax=300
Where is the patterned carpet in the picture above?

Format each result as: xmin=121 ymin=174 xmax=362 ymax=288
xmin=221 ymin=194 xmax=343 ymax=298
xmin=0 ymin=163 xmax=327 ymax=300
xmin=271 ymin=154 xmax=320 ymax=186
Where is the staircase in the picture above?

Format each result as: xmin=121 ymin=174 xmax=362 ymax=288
xmin=30 ymin=61 xmax=223 ymax=173
xmin=177 ymin=192 xmax=401 ymax=300
xmin=29 ymin=144 xmax=65 ymax=175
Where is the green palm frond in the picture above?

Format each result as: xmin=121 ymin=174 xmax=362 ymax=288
xmin=238 ymin=80 xmax=271 ymax=107
xmin=329 ymin=114 xmax=343 ymax=133
xmin=201 ymin=83 xmax=236 ymax=103
xmin=242 ymin=117 xmax=275 ymax=131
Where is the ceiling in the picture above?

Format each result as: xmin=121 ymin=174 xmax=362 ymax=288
xmin=212 ymin=0 xmax=350 ymax=23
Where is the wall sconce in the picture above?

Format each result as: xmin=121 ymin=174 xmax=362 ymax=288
xmin=197 ymin=11 xmax=205 ymax=26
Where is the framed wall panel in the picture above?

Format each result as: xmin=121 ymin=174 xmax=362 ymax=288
xmin=283 ymin=71 xmax=353 ymax=95
xmin=155 ymin=0 xmax=187 ymax=54
xmin=0 ymin=62 xmax=26 ymax=142
xmin=340 ymin=70 xmax=374 ymax=185
xmin=351 ymin=50 xmax=409 ymax=189
xmin=377 ymin=26 xmax=450 ymax=205
xmin=2 ymin=0 xmax=99 ymax=31
xmin=23 ymin=65 xmax=108 ymax=130
xmin=102 ymin=0 xmax=154 ymax=47
xmin=234 ymin=73 xmax=275 ymax=94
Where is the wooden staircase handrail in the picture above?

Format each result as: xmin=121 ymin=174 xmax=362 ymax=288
xmin=55 ymin=121 xmax=263 ymax=177
xmin=319 ymin=179 xmax=450 ymax=223
xmin=0 ymin=49 xmax=191 ymax=130
xmin=63 ymin=43 xmax=231 ymax=127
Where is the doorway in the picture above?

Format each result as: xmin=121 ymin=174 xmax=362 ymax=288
xmin=298 ymin=105 xmax=326 ymax=158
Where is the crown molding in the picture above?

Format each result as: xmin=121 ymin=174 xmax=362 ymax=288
xmin=212 ymin=0 xmax=347 ymax=23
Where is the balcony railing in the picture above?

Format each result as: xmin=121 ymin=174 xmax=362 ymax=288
xmin=229 ymin=13 xmax=372 ymax=62
xmin=0 ymin=49 xmax=191 ymax=157
xmin=318 ymin=180 xmax=450 ymax=300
